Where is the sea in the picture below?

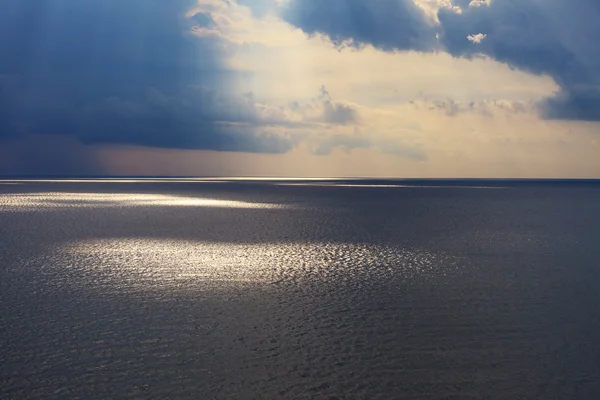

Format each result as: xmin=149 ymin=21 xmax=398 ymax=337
xmin=1 ymin=179 xmax=600 ymax=399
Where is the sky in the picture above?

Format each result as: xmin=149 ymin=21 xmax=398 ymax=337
xmin=0 ymin=0 xmax=599 ymax=178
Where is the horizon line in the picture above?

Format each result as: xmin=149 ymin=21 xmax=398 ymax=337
xmin=2 ymin=176 xmax=600 ymax=183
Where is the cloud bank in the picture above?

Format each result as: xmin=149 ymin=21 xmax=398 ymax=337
xmin=0 ymin=0 xmax=293 ymax=155
xmin=1 ymin=0 xmax=598 ymax=177
xmin=283 ymin=0 xmax=437 ymax=52
xmin=283 ymin=0 xmax=600 ymax=121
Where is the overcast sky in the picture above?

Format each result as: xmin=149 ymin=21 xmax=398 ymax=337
xmin=1 ymin=0 xmax=599 ymax=177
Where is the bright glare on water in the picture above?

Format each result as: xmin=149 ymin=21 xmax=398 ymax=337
xmin=56 ymin=239 xmax=460 ymax=291
xmin=0 ymin=192 xmax=288 ymax=211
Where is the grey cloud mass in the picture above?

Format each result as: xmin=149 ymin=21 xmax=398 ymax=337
xmin=282 ymin=0 xmax=437 ymax=52
xmin=0 ymin=0 xmax=291 ymax=160
xmin=438 ymin=0 xmax=600 ymax=120
xmin=284 ymin=0 xmax=600 ymax=121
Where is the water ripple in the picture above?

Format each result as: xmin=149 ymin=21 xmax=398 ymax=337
xmin=0 ymin=192 xmax=288 ymax=211
xmin=47 ymin=239 xmax=463 ymax=293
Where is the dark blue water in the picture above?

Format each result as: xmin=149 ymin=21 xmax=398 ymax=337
xmin=1 ymin=179 xmax=600 ymax=399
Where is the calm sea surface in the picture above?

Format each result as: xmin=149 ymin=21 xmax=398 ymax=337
xmin=1 ymin=180 xmax=600 ymax=399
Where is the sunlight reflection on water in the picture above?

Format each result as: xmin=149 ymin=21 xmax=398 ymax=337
xmin=55 ymin=239 xmax=462 ymax=292
xmin=0 ymin=192 xmax=287 ymax=210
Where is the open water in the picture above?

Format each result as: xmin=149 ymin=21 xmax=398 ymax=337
xmin=1 ymin=179 xmax=600 ymax=399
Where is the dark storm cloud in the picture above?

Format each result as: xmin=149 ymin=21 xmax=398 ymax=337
xmin=0 ymin=0 xmax=290 ymax=158
xmin=0 ymin=135 xmax=105 ymax=176
xmin=539 ymin=88 xmax=600 ymax=121
xmin=437 ymin=0 xmax=600 ymax=121
xmin=282 ymin=0 xmax=437 ymax=51
xmin=283 ymin=0 xmax=600 ymax=121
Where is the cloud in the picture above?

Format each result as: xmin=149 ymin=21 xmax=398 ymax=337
xmin=283 ymin=0 xmax=600 ymax=122
xmin=437 ymin=0 xmax=600 ymax=121
xmin=235 ymin=0 xmax=277 ymax=18
xmin=408 ymin=97 xmax=533 ymax=117
xmin=0 ymin=0 xmax=293 ymax=157
xmin=0 ymin=135 xmax=106 ymax=176
xmin=307 ymin=133 xmax=371 ymax=156
xmin=282 ymin=0 xmax=438 ymax=52
xmin=466 ymin=33 xmax=487 ymax=44
xmin=306 ymin=131 xmax=426 ymax=160
xmin=318 ymin=86 xmax=360 ymax=124
xmin=468 ymin=0 xmax=492 ymax=8
xmin=539 ymin=87 xmax=600 ymax=121
xmin=436 ymin=1 xmax=586 ymax=82
xmin=0 ymin=0 xmax=382 ymax=175
xmin=241 ymin=86 xmax=361 ymax=128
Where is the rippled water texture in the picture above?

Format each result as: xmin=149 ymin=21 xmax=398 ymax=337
xmin=1 ymin=180 xmax=600 ymax=399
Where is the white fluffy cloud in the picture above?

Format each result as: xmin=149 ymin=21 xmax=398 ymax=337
xmin=467 ymin=33 xmax=487 ymax=44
